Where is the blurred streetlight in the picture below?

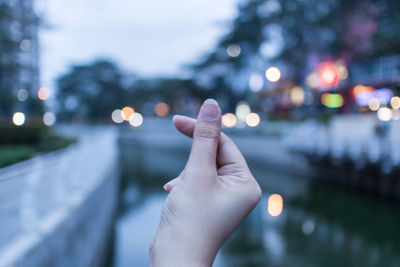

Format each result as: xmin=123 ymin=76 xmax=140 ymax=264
xmin=368 ymin=98 xmax=380 ymax=111
xmin=268 ymin=194 xmax=283 ymax=217
xmin=111 ymin=109 xmax=124 ymax=123
xmin=154 ymin=102 xmax=170 ymax=117
xmin=246 ymin=113 xmax=260 ymax=127
xmin=319 ymin=62 xmax=339 ymax=87
xmin=222 ymin=113 xmax=237 ymax=128
xmin=249 ymin=73 xmax=263 ymax=92
xmin=265 ymin=67 xmax=281 ymax=82
xmin=121 ymin=106 xmax=135 ymax=121
xmin=43 ymin=112 xmax=56 ymax=126
xmin=129 ymin=113 xmax=143 ymax=127
xmin=38 ymin=87 xmax=51 ymax=100
xmin=17 ymin=89 xmax=29 ymax=102
xmin=227 ymin=44 xmax=241 ymax=57
xmin=13 ymin=112 xmax=25 ymax=126
xmin=391 ymin=96 xmax=400 ymax=109
xmin=377 ymin=107 xmax=392 ymax=121
xmin=290 ymin=86 xmax=305 ymax=106
xmin=236 ymin=102 xmax=251 ymax=122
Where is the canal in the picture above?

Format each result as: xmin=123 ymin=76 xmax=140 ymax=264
xmin=111 ymin=140 xmax=400 ymax=267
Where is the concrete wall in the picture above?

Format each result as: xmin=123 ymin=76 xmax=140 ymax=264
xmin=0 ymin=127 xmax=119 ymax=267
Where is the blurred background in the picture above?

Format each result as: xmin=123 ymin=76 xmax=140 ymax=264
xmin=1 ymin=0 xmax=400 ymax=266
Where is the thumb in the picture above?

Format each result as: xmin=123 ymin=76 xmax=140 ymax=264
xmin=185 ymin=99 xmax=221 ymax=173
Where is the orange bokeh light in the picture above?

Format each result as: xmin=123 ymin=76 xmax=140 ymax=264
xmin=155 ymin=102 xmax=170 ymax=117
xmin=268 ymin=194 xmax=283 ymax=217
xmin=121 ymin=106 xmax=135 ymax=121
xmin=38 ymin=87 xmax=51 ymax=100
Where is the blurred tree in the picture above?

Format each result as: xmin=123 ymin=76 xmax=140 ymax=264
xmin=57 ymin=60 xmax=127 ymax=121
xmin=192 ymin=0 xmax=400 ymax=91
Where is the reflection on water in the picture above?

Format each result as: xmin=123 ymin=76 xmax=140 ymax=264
xmin=113 ymin=142 xmax=400 ymax=267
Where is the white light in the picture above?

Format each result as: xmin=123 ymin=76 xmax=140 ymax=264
xmin=246 ymin=113 xmax=260 ymax=127
xmin=265 ymin=66 xmax=281 ymax=82
xmin=290 ymin=86 xmax=305 ymax=106
xmin=43 ymin=112 xmax=56 ymax=126
xmin=236 ymin=102 xmax=251 ymax=122
xmin=306 ymin=73 xmax=320 ymax=88
xmin=249 ymin=74 xmax=264 ymax=92
xmin=222 ymin=113 xmax=237 ymax=128
xmin=17 ymin=89 xmax=29 ymax=102
xmin=377 ymin=107 xmax=392 ymax=122
xmin=111 ymin=109 xmax=123 ymax=124
xmin=227 ymin=44 xmax=241 ymax=57
xmin=20 ymin=39 xmax=31 ymax=51
xmin=129 ymin=113 xmax=143 ymax=127
xmin=392 ymin=109 xmax=400 ymax=120
xmin=13 ymin=112 xmax=25 ymax=126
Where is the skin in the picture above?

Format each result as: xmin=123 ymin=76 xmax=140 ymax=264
xmin=150 ymin=99 xmax=262 ymax=267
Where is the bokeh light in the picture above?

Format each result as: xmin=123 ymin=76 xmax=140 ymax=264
xmin=246 ymin=113 xmax=260 ymax=127
xmin=227 ymin=44 xmax=241 ymax=57
xmin=268 ymin=194 xmax=283 ymax=217
xmin=43 ymin=112 xmax=56 ymax=126
xmin=321 ymin=93 xmax=344 ymax=108
xmin=38 ymin=87 xmax=51 ymax=101
xmin=368 ymin=98 xmax=380 ymax=111
xmin=319 ymin=62 xmax=339 ymax=87
xmin=306 ymin=73 xmax=320 ymax=88
xmin=377 ymin=107 xmax=392 ymax=122
xmin=337 ymin=65 xmax=348 ymax=80
xmin=111 ymin=109 xmax=124 ymax=123
xmin=121 ymin=106 xmax=135 ymax=121
xmin=249 ymin=73 xmax=264 ymax=92
xmin=391 ymin=96 xmax=400 ymax=109
xmin=17 ymin=89 xmax=29 ymax=102
xmin=154 ymin=102 xmax=170 ymax=117
xmin=19 ymin=39 xmax=31 ymax=51
xmin=236 ymin=102 xmax=251 ymax=122
xmin=129 ymin=113 xmax=143 ymax=127
xmin=290 ymin=86 xmax=305 ymax=106
xmin=265 ymin=67 xmax=281 ymax=82
xmin=392 ymin=109 xmax=400 ymax=120
xmin=222 ymin=113 xmax=237 ymax=128
xmin=12 ymin=112 xmax=25 ymax=126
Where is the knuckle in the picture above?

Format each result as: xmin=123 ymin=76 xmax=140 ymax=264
xmin=195 ymin=125 xmax=219 ymax=140
xmin=245 ymin=179 xmax=262 ymax=205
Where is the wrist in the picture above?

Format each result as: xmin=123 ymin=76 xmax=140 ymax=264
xmin=150 ymin=229 xmax=217 ymax=267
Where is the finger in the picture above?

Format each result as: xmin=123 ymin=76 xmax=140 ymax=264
xmin=185 ymin=99 xmax=221 ymax=173
xmin=163 ymin=177 xmax=180 ymax=193
xmin=173 ymin=115 xmax=249 ymax=171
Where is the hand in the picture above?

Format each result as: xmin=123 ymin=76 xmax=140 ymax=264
xmin=150 ymin=99 xmax=262 ymax=267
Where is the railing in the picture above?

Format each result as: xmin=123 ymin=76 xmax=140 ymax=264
xmin=284 ymin=117 xmax=400 ymax=173
xmin=0 ymin=126 xmax=117 ymax=266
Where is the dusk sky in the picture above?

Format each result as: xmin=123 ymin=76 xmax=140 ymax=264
xmin=40 ymin=0 xmax=238 ymax=88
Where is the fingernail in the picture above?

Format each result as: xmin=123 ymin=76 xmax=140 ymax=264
xmin=199 ymin=99 xmax=220 ymax=121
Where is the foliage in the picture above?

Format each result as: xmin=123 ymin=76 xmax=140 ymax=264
xmin=0 ymin=122 xmax=76 ymax=167
xmin=0 ymin=146 xmax=35 ymax=168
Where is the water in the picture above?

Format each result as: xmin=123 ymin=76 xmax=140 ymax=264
xmin=112 ymin=142 xmax=400 ymax=267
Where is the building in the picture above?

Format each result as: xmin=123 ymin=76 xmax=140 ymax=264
xmin=0 ymin=0 xmax=42 ymax=118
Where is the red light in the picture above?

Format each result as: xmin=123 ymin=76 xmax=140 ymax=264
xmin=319 ymin=62 xmax=339 ymax=87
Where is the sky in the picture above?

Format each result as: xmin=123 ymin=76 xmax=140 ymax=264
xmin=40 ymin=0 xmax=238 ymax=88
